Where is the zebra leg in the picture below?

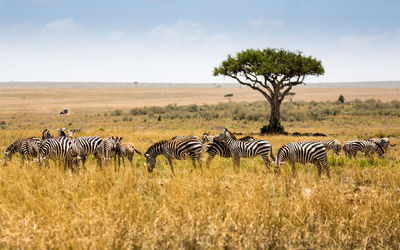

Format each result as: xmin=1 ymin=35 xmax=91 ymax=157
xmin=262 ymin=153 xmax=271 ymax=170
xmin=166 ymin=156 xmax=175 ymax=176
xmin=206 ymin=153 xmax=215 ymax=167
xmin=291 ymin=161 xmax=297 ymax=177
xmin=323 ymin=162 xmax=331 ymax=179
xmin=197 ymin=153 xmax=202 ymax=169
xmin=232 ymin=154 xmax=240 ymax=171
xmin=316 ymin=163 xmax=322 ymax=178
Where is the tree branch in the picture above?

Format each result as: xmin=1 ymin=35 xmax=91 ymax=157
xmin=232 ymin=76 xmax=273 ymax=103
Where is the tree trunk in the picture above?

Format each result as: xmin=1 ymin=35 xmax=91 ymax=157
xmin=269 ymin=100 xmax=282 ymax=131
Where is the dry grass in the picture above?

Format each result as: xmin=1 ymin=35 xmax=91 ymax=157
xmin=0 ymin=86 xmax=400 ymax=248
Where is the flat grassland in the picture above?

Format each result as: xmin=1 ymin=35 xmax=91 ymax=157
xmin=0 ymin=84 xmax=400 ymax=248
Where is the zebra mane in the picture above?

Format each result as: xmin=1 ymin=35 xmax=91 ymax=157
xmin=224 ymin=128 xmax=237 ymax=140
xmin=145 ymin=140 xmax=168 ymax=155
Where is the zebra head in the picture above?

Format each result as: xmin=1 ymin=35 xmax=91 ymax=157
xmin=41 ymin=129 xmax=54 ymax=140
xmin=201 ymin=132 xmax=213 ymax=144
xmin=144 ymin=153 xmax=156 ymax=172
xmin=56 ymin=128 xmax=66 ymax=137
xmin=274 ymin=146 xmax=287 ymax=168
xmin=66 ymin=129 xmax=76 ymax=139
xmin=214 ymin=128 xmax=231 ymax=142
xmin=3 ymin=150 xmax=11 ymax=162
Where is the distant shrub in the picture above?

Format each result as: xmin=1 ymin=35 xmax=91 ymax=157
xmin=111 ymin=109 xmax=123 ymax=116
xmin=99 ymin=127 xmax=105 ymax=131
xmin=0 ymin=121 xmax=6 ymax=125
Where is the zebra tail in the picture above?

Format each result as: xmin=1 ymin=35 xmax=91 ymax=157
xmin=134 ymin=148 xmax=142 ymax=155
xmin=269 ymin=147 xmax=276 ymax=161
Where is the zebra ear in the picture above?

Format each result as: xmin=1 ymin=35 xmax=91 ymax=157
xmin=56 ymin=128 xmax=60 ymax=131
xmin=119 ymin=137 xmax=123 ymax=141
xmin=144 ymin=153 xmax=150 ymax=157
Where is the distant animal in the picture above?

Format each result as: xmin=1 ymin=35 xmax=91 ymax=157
xmin=119 ymin=142 xmax=142 ymax=166
xmin=344 ymin=140 xmax=385 ymax=159
xmin=144 ymin=138 xmax=203 ymax=175
xmin=368 ymin=138 xmax=395 ymax=151
xmin=275 ymin=141 xmax=330 ymax=178
xmin=214 ymin=128 xmax=274 ymax=170
xmin=318 ymin=140 xmax=341 ymax=155
xmin=95 ymin=136 xmax=123 ymax=170
xmin=3 ymin=137 xmax=42 ymax=166
xmin=60 ymin=109 xmax=68 ymax=115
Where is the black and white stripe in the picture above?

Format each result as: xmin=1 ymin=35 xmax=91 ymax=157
xmin=144 ymin=138 xmax=203 ymax=175
xmin=318 ymin=140 xmax=341 ymax=155
xmin=94 ymin=136 xmax=122 ymax=170
xmin=368 ymin=138 xmax=394 ymax=151
xmin=205 ymin=135 xmax=256 ymax=166
xmin=344 ymin=140 xmax=385 ymax=158
xmin=214 ymin=128 xmax=274 ymax=169
xmin=39 ymin=137 xmax=81 ymax=170
xmin=41 ymin=129 xmax=54 ymax=140
xmin=275 ymin=141 xmax=330 ymax=178
xmin=3 ymin=137 xmax=42 ymax=165
xmin=74 ymin=136 xmax=102 ymax=167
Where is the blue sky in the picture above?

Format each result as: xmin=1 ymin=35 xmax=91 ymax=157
xmin=0 ymin=0 xmax=399 ymax=83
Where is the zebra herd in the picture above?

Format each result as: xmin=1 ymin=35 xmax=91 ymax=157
xmin=2 ymin=127 xmax=395 ymax=177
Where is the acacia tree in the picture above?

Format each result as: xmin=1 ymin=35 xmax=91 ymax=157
xmin=213 ymin=48 xmax=324 ymax=133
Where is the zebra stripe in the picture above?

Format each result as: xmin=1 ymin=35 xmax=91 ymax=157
xmin=318 ymin=140 xmax=341 ymax=155
xmin=368 ymin=138 xmax=392 ymax=151
xmin=344 ymin=140 xmax=385 ymax=158
xmin=3 ymin=137 xmax=42 ymax=165
xmin=276 ymin=141 xmax=330 ymax=178
xmin=74 ymin=136 xmax=102 ymax=167
xmin=94 ymin=136 xmax=122 ymax=170
xmin=39 ymin=137 xmax=81 ymax=170
xmin=144 ymin=138 xmax=203 ymax=175
xmin=214 ymin=128 xmax=274 ymax=169
xmin=171 ymin=135 xmax=199 ymax=140
xmin=41 ymin=129 xmax=54 ymax=140
xmin=205 ymin=135 xmax=256 ymax=166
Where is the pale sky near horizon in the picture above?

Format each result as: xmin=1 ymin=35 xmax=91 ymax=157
xmin=0 ymin=0 xmax=399 ymax=83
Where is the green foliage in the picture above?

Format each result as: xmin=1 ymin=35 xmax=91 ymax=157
xmin=338 ymin=95 xmax=345 ymax=104
xmin=213 ymin=48 xmax=324 ymax=78
xmin=99 ymin=127 xmax=105 ymax=131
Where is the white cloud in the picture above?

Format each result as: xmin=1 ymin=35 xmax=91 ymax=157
xmin=45 ymin=17 xmax=81 ymax=31
xmin=108 ymin=30 xmax=126 ymax=40
xmin=339 ymin=33 xmax=388 ymax=46
xmin=248 ymin=18 xmax=284 ymax=28
xmin=148 ymin=19 xmax=204 ymax=41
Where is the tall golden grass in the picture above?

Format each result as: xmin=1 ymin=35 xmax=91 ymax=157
xmin=0 ymin=108 xmax=400 ymax=248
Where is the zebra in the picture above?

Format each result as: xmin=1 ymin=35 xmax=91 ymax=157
xmin=94 ymin=136 xmax=123 ymax=170
xmin=3 ymin=137 xmax=42 ymax=166
xmin=41 ymin=129 xmax=54 ymax=140
xmin=74 ymin=136 xmax=102 ymax=167
xmin=275 ymin=141 xmax=331 ymax=178
xmin=144 ymin=138 xmax=203 ymax=175
xmin=214 ymin=128 xmax=274 ymax=170
xmin=318 ymin=140 xmax=341 ymax=155
xmin=201 ymin=132 xmax=214 ymax=144
xmin=368 ymin=138 xmax=395 ymax=151
xmin=344 ymin=140 xmax=385 ymax=158
xmin=171 ymin=135 xmax=199 ymax=140
xmin=119 ymin=142 xmax=142 ymax=166
xmin=204 ymin=134 xmax=256 ymax=166
xmin=39 ymin=136 xmax=81 ymax=170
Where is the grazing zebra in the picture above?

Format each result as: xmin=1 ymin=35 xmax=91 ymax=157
xmin=39 ymin=136 xmax=81 ymax=170
xmin=318 ymin=140 xmax=341 ymax=155
xmin=3 ymin=137 xmax=42 ymax=165
xmin=95 ymin=136 xmax=123 ymax=170
xmin=342 ymin=141 xmax=353 ymax=158
xmin=275 ymin=141 xmax=331 ymax=178
xmin=214 ymin=128 xmax=274 ymax=170
xmin=171 ymin=135 xmax=199 ymax=140
xmin=41 ymin=129 xmax=54 ymax=140
xmin=144 ymin=138 xmax=203 ymax=175
xmin=205 ymin=135 xmax=256 ymax=166
xmin=119 ymin=142 xmax=142 ymax=166
xmin=74 ymin=136 xmax=102 ymax=167
xmin=368 ymin=138 xmax=395 ymax=151
xmin=344 ymin=140 xmax=385 ymax=158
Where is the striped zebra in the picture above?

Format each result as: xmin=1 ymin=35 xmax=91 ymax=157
xmin=144 ymin=138 xmax=203 ymax=175
xmin=41 ymin=129 xmax=54 ymax=140
xmin=344 ymin=140 xmax=385 ymax=158
xmin=3 ymin=137 xmax=42 ymax=166
xmin=119 ymin=142 xmax=142 ymax=166
xmin=368 ymin=138 xmax=395 ymax=151
xmin=204 ymin=134 xmax=256 ymax=166
xmin=74 ymin=136 xmax=102 ymax=167
xmin=39 ymin=136 xmax=81 ymax=170
xmin=318 ymin=140 xmax=341 ymax=155
xmin=171 ymin=135 xmax=199 ymax=140
xmin=201 ymin=132 xmax=214 ymax=144
xmin=214 ymin=128 xmax=274 ymax=170
xmin=94 ymin=136 xmax=123 ymax=170
xmin=275 ymin=141 xmax=331 ymax=178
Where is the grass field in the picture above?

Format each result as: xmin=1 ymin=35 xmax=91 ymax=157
xmin=0 ymin=85 xmax=400 ymax=248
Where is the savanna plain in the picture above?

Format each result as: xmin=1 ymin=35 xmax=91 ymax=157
xmin=0 ymin=84 xmax=400 ymax=248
